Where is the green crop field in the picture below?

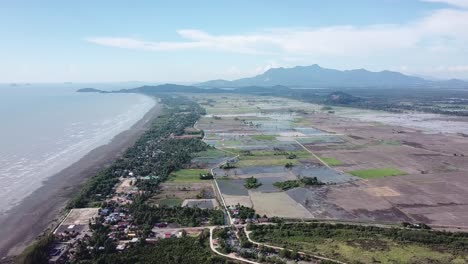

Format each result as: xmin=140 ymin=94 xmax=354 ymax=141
xmin=350 ymin=168 xmax=406 ymax=179
xmin=319 ymin=156 xmax=342 ymax=166
xmin=168 ymin=169 xmax=209 ymax=182
xmin=250 ymin=134 xmax=277 ymax=141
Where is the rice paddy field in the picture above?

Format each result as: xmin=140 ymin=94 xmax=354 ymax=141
xmin=349 ymin=168 xmax=407 ymax=179
xmin=186 ymin=94 xmax=468 ymax=229
xmin=168 ymin=169 xmax=209 ymax=182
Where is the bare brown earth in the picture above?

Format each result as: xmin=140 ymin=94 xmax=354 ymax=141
xmin=0 ymin=102 xmax=162 ymax=259
xmin=298 ymin=112 xmax=468 ymax=228
xmin=150 ymin=182 xmax=215 ymax=203
xmin=193 ymin=94 xmax=468 ymax=229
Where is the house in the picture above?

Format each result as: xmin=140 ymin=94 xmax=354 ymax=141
xmin=116 ymin=244 xmax=126 ymax=251
xmin=155 ymin=222 xmax=168 ymax=228
xmin=100 ymin=208 xmax=110 ymax=216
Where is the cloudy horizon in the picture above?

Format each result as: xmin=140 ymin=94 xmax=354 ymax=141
xmin=2 ymin=0 xmax=468 ymax=82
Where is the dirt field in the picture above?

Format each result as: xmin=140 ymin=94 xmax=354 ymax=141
xmin=190 ymin=94 xmax=468 ymax=227
xmin=181 ymin=199 xmax=219 ymax=209
xmin=148 ymin=182 xmax=215 ymax=207
xmin=60 ymin=208 xmax=99 ymax=226
xmin=222 ymin=194 xmax=253 ymax=208
xmin=115 ymin=177 xmax=137 ymax=194
xmin=250 ymin=191 xmax=313 ymax=218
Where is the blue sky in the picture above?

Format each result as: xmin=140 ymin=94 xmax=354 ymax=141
xmin=1 ymin=0 xmax=468 ymax=82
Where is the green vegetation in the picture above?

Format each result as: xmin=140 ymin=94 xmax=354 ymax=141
xmin=244 ymin=176 xmax=262 ymax=189
xmin=67 ymin=95 xmax=207 ymax=208
xmin=169 ymin=169 xmax=209 ymax=182
xmin=16 ymin=234 xmax=54 ymax=264
xmin=250 ymin=134 xmax=277 ymax=141
xmin=233 ymin=204 xmax=256 ymax=220
xmin=85 ymin=233 xmax=229 ymax=264
xmin=249 ymin=223 xmax=468 ymax=264
xmin=319 ymin=156 xmax=342 ymax=166
xmin=273 ymin=177 xmax=324 ymax=191
xmin=199 ymin=172 xmax=214 ymax=180
xmin=350 ymin=167 xmax=407 ymax=179
xmin=219 ymin=161 xmax=236 ymax=169
xmin=193 ymin=148 xmax=231 ymax=158
xmin=237 ymin=149 xmax=310 ymax=167
xmin=130 ymin=198 xmax=224 ymax=227
xmin=273 ymin=180 xmax=300 ymax=190
xmin=56 ymin=96 xmax=228 ymax=263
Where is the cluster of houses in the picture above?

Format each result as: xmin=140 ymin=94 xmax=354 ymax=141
xmin=49 ymin=208 xmax=99 ymax=263
xmin=229 ymin=207 xmax=268 ymax=225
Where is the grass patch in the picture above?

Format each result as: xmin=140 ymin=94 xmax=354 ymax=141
xmin=168 ymin=169 xmax=209 ymax=182
xmin=250 ymin=223 xmax=468 ymax=264
xmin=349 ymin=168 xmax=406 ymax=179
xmin=250 ymin=134 xmax=277 ymax=141
xmin=319 ymin=156 xmax=342 ymax=166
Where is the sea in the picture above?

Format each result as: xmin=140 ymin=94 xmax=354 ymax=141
xmin=0 ymin=83 xmax=155 ymax=215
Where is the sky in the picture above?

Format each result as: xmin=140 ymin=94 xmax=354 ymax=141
xmin=1 ymin=0 xmax=468 ymax=83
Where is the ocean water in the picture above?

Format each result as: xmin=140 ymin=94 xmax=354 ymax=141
xmin=0 ymin=84 xmax=155 ymax=214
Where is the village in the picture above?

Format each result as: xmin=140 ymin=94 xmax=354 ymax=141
xmin=43 ymin=94 xmax=468 ymax=264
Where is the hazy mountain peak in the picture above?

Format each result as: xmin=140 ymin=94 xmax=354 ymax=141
xmin=197 ymin=64 xmax=468 ymax=88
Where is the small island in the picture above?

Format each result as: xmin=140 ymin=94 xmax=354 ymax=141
xmin=76 ymin=88 xmax=104 ymax=93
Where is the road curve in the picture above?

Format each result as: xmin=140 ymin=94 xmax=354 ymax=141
xmin=209 ymin=227 xmax=261 ymax=264
xmin=244 ymin=229 xmax=347 ymax=264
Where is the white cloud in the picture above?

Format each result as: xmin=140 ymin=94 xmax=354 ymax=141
xmin=86 ymin=5 xmax=468 ymax=59
xmin=254 ymin=61 xmax=281 ymax=75
xmin=421 ymin=0 xmax=468 ymax=8
xmin=86 ymin=37 xmax=207 ymax=51
xmin=437 ymin=65 xmax=468 ymax=72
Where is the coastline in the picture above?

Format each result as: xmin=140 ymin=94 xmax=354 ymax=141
xmin=0 ymin=98 xmax=162 ymax=259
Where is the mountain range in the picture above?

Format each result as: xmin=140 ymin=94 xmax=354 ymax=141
xmin=197 ymin=64 xmax=468 ymax=88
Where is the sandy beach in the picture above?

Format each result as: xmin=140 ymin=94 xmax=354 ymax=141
xmin=0 ymin=101 xmax=162 ymax=260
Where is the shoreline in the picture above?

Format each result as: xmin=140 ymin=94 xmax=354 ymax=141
xmin=0 ymin=98 xmax=162 ymax=259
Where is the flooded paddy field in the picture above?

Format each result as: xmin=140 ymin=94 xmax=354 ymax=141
xmin=216 ymin=178 xmax=249 ymax=196
xmin=291 ymin=163 xmax=358 ymax=184
xmin=188 ymin=94 xmax=468 ymax=227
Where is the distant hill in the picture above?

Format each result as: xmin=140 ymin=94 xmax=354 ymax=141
xmin=197 ymin=64 xmax=468 ymax=88
xmin=325 ymin=91 xmax=363 ymax=104
xmin=94 ymin=83 xmax=294 ymax=96
xmin=76 ymin=88 xmax=105 ymax=93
